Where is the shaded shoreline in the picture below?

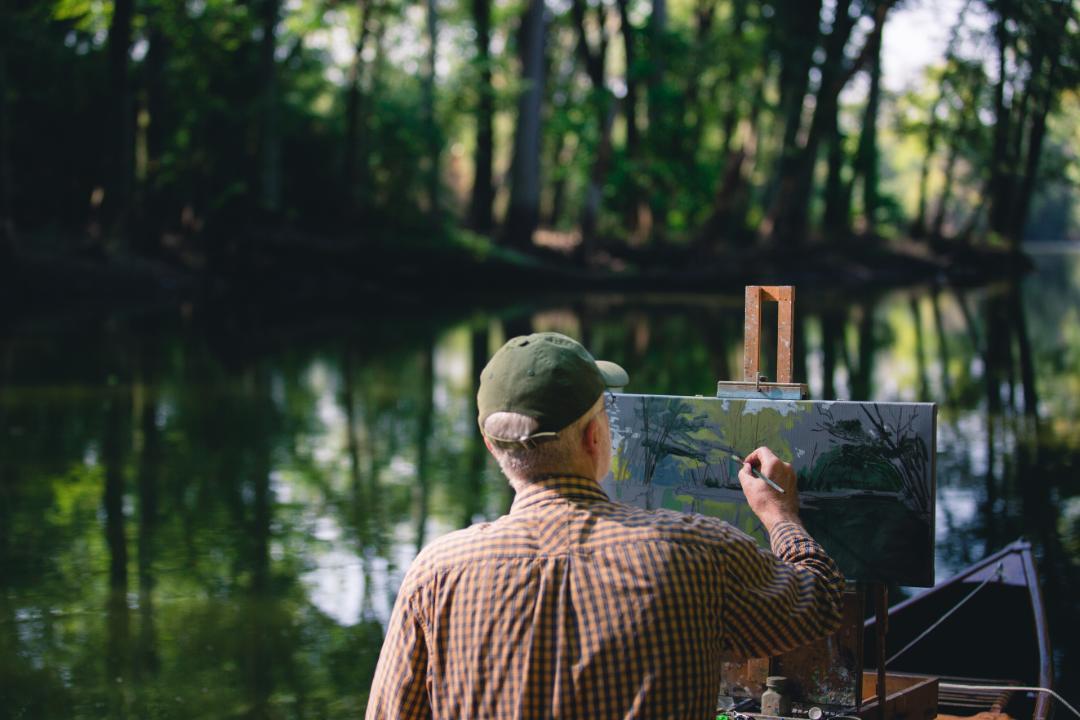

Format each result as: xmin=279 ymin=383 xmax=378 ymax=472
xmin=1 ymin=229 xmax=1037 ymax=316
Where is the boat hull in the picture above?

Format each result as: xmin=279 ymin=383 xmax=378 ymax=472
xmin=864 ymin=541 xmax=1053 ymax=720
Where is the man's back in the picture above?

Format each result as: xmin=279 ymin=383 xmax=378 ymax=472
xmin=366 ymin=476 xmax=844 ymax=720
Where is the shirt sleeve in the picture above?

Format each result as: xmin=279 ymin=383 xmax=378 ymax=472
xmin=365 ymin=591 xmax=432 ymax=720
xmin=719 ymin=520 xmax=845 ymax=659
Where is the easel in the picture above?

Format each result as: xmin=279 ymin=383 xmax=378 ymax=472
xmin=717 ymin=285 xmax=807 ymax=400
xmin=716 ymin=286 xmax=929 ymax=720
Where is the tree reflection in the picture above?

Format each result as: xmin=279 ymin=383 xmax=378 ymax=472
xmin=414 ymin=343 xmax=434 ymax=552
xmin=462 ymin=327 xmax=489 ymax=528
xmin=848 ymin=300 xmax=878 ymax=402
xmin=343 ymin=344 xmax=365 ymax=537
xmin=1 ymin=268 xmax=1078 ymax=708
xmin=134 ymin=338 xmax=161 ymax=708
xmin=821 ymin=307 xmax=843 ymax=400
xmin=910 ymin=296 xmax=930 ymax=401
xmin=1008 ymin=278 xmax=1039 ymax=419
xmin=930 ymin=288 xmax=953 ymax=403
xmin=246 ymin=364 xmax=274 ymax=719
xmin=101 ymin=341 xmax=132 ymax=719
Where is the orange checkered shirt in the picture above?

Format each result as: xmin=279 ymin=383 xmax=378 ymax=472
xmin=366 ymin=475 xmax=844 ymax=720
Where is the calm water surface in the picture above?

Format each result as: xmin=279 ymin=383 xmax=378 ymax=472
xmin=2 ymin=250 xmax=1078 ymax=717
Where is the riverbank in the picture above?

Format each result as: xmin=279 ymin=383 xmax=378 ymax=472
xmin=1 ymin=226 xmax=1034 ymax=313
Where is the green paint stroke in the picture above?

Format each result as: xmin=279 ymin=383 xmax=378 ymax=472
xmin=704 ymin=398 xmax=805 ymax=463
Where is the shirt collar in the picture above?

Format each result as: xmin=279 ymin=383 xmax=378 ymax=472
xmin=510 ymin=475 xmax=609 ymax=512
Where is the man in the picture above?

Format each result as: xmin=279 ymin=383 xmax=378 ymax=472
xmin=367 ymin=332 xmax=844 ymax=720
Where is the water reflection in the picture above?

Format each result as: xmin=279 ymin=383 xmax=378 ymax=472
xmin=1 ymin=254 xmax=1078 ymax=716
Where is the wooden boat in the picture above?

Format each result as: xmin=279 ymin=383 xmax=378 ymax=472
xmin=864 ymin=540 xmax=1054 ymax=720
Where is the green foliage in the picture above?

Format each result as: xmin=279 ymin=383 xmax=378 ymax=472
xmin=2 ymin=0 xmax=1078 ymax=259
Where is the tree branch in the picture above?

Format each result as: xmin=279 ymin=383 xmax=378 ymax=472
xmin=834 ymin=0 xmax=897 ymax=95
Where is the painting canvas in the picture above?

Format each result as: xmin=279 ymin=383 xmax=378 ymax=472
xmin=601 ymin=394 xmax=937 ymax=586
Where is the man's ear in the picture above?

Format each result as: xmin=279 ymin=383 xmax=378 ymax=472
xmin=582 ymin=415 xmax=601 ymax=453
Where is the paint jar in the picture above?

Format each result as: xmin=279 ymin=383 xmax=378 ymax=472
xmin=761 ymin=676 xmax=791 ymax=717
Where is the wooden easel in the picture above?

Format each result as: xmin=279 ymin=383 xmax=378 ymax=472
xmin=717 ymin=285 xmax=808 ymax=401
xmin=717 ymin=286 xmax=894 ymax=720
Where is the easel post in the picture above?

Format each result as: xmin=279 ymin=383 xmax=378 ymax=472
xmin=874 ymin=584 xmax=888 ymax=720
xmin=719 ymin=286 xmax=807 ymax=400
xmin=743 ymin=285 xmax=795 ymax=384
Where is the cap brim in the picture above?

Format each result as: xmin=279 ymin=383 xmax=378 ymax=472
xmin=596 ymin=360 xmax=629 ymax=389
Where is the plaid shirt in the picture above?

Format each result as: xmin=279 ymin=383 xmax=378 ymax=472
xmin=366 ymin=475 xmax=844 ymax=720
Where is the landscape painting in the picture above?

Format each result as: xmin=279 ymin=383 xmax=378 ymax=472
xmin=601 ymin=394 xmax=937 ymax=586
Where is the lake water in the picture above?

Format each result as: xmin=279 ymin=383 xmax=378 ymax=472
xmin=2 ymin=249 xmax=1078 ymax=717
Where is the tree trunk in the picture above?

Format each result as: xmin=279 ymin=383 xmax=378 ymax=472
xmin=767 ymin=0 xmax=852 ymax=245
xmin=1010 ymin=50 xmax=1060 ymax=249
xmin=259 ymin=0 xmax=281 ymax=213
xmin=696 ymin=146 xmax=747 ymax=247
xmin=105 ymin=0 xmax=135 ymax=246
xmin=544 ymin=30 xmax=580 ymax=228
xmin=821 ymin=121 xmax=850 ymax=240
xmin=502 ymin=0 xmax=546 ymax=248
xmin=366 ymin=17 xmax=388 ymax=207
xmin=616 ymin=0 xmax=643 ymax=232
xmin=423 ymin=0 xmax=440 ymax=217
xmin=571 ymin=0 xmax=612 ymax=261
xmin=344 ymin=0 xmax=372 ymax=206
xmin=775 ymin=0 xmax=821 ymax=146
xmin=911 ymin=1 xmax=969 ymax=238
xmin=618 ymin=0 xmax=639 ymax=162
xmin=578 ymin=102 xmax=614 ymax=260
xmin=503 ymin=314 xmax=533 ymax=341
xmin=646 ymin=0 xmax=667 ymax=238
xmin=139 ymin=4 xmax=169 ymax=251
xmin=766 ymin=0 xmax=893 ymax=246
xmin=719 ymin=0 xmax=747 ymax=157
xmin=547 ymin=130 xmax=570 ymax=226
xmin=931 ymin=122 xmax=963 ymax=239
xmin=762 ymin=0 xmax=822 ymax=218
xmin=468 ymin=0 xmax=495 ymax=233
xmin=987 ymin=12 xmax=1012 ymax=236
xmin=911 ymin=111 xmax=939 ymax=239
xmin=856 ymin=32 xmax=881 ymax=236
xmin=646 ymin=0 xmax=666 ymax=133
xmin=682 ymin=0 xmax=717 ymax=158
xmin=0 ymin=16 xmax=13 ymax=261
xmin=698 ymin=66 xmax=764 ymax=247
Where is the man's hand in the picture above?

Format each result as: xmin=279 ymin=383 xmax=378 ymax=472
xmin=738 ymin=446 xmax=801 ymax=533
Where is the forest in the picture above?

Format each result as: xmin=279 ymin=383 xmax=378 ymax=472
xmin=4 ymin=3 xmax=1080 ymax=708
xmin=1 ymin=0 xmax=1078 ymax=287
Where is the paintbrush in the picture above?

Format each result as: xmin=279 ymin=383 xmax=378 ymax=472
xmin=718 ymin=448 xmax=786 ymax=494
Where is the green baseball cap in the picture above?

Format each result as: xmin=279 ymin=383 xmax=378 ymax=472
xmin=478 ymin=332 xmax=629 ymax=441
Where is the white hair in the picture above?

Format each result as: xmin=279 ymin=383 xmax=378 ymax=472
xmin=484 ymin=396 xmax=605 ymax=486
